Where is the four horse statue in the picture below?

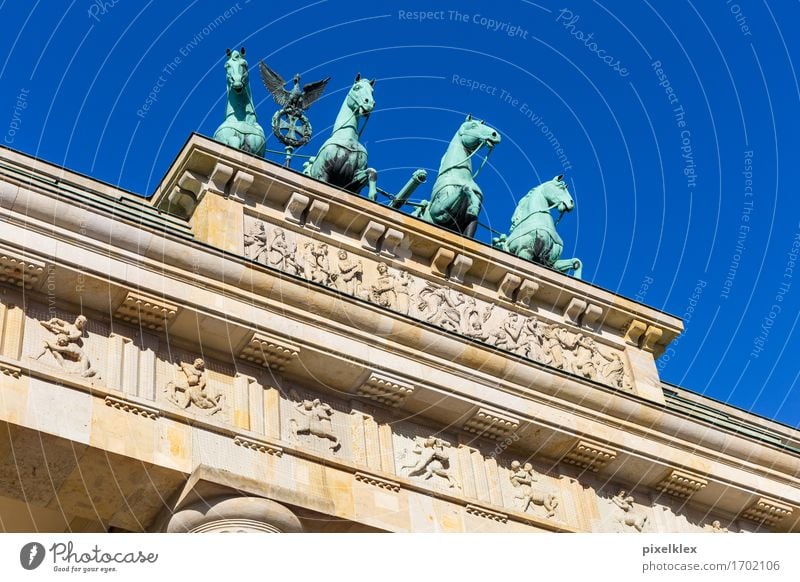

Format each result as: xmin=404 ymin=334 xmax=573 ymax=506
xmin=303 ymin=74 xmax=378 ymax=199
xmin=419 ymin=115 xmax=501 ymax=238
xmin=494 ymin=175 xmax=583 ymax=279
xmin=209 ymin=52 xmax=584 ymax=279
xmin=213 ymin=48 xmax=266 ymax=156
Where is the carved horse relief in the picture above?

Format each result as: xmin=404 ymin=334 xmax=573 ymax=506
xmin=420 ymin=115 xmax=501 ymax=237
xmin=303 ymin=74 xmax=378 ymax=199
xmin=496 ymin=175 xmax=582 ymax=278
xmin=213 ymin=48 xmax=266 ymax=156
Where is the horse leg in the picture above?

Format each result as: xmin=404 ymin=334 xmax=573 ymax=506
xmin=353 ymin=168 xmax=378 ymax=199
xmin=366 ymin=168 xmax=377 ymax=200
xmin=554 ymin=258 xmax=583 ymax=279
xmin=464 ymin=190 xmax=481 ymax=238
xmin=464 ymin=219 xmax=478 ymax=238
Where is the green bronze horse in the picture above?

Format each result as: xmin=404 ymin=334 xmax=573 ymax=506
xmin=303 ymin=74 xmax=377 ymax=199
xmin=496 ymin=175 xmax=583 ymax=278
xmin=213 ymin=48 xmax=266 ymax=156
xmin=420 ymin=115 xmax=501 ymax=237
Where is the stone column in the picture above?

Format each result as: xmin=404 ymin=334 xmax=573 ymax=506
xmin=166 ymin=495 xmax=303 ymax=533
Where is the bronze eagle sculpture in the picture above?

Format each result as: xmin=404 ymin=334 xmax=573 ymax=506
xmin=259 ymin=61 xmax=330 ymax=112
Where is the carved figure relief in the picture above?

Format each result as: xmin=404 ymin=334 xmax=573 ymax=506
xmin=242 ymin=217 xmax=634 ymax=391
xmin=400 ymin=437 xmax=459 ymax=489
xmin=370 ymin=262 xmax=398 ymax=309
xmin=395 ymin=270 xmax=411 ymax=315
xmin=165 ymin=358 xmax=224 ymax=415
xmin=490 ymin=312 xmax=525 ymax=354
xmin=243 ymin=221 xmax=269 ymax=263
xmin=245 ymin=222 xmax=302 ymax=276
xmin=303 ymin=241 xmax=332 ymax=285
xmin=599 ymin=352 xmax=632 ymax=390
xmin=417 ymin=283 xmax=463 ymax=332
xmin=463 ymin=297 xmax=494 ymax=340
xmin=33 ymin=315 xmax=99 ymax=378
xmin=333 ymin=249 xmax=364 ymax=296
xmin=611 ymin=489 xmax=648 ymax=532
xmin=290 ymin=397 xmax=341 ymax=451
xmin=509 ymin=460 xmax=559 ymax=518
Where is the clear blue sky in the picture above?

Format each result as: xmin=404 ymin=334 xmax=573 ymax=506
xmin=1 ymin=1 xmax=798 ymax=427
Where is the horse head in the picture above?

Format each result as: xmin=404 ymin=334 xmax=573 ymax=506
xmin=225 ymin=47 xmax=249 ymax=94
xmin=458 ymin=114 xmax=501 ymax=152
xmin=539 ymin=174 xmax=574 ymax=213
xmin=346 ymin=73 xmax=376 ymax=117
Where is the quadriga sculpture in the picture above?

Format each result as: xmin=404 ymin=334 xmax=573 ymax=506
xmin=419 ymin=115 xmax=501 ymax=238
xmin=495 ymin=175 xmax=583 ymax=278
xmin=303 ymin=74 xmax=378 ymax=199
xmin=213 ymin=48 xmax=266 ymax=156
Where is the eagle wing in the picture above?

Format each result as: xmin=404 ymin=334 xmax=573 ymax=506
xmin=259 ymin=61 xmax=289 ymax=106
xmin=302 ymin=77 xmax=330 ymax=109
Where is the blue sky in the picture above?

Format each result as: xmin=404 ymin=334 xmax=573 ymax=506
xmin=1 ymin=1 xmax=798 ymax=427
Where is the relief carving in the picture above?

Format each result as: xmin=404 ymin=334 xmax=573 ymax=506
xmin=290 ymin=396 xmax=341 ymax=451
xmin=462 ymin=296 xmax=493 ymax=340
xmin=165 ymin=358 xmax=224 ymax=415
xmin=490 ymin=312 xmax=525 ymax=354
xmin=243 ymin=221 xmax=268 ymax=263
xmin=396 ymin=270 xmax=411 ymax=315
xmin=400 ymin=437 xmax=460 ymax=489
xmin=242 ymin=217 xmax=634 ymax=391
xmin=417 ymin=283 xmax=463 ymax=332
xmin=509 ymin=460 xmax=559 ymax=518
xmin=611 ymin=489 xmax=648 ymax=532
xmin=245 ymin=222 xmax=301 ymax=276
xmin=369 ymin=262 xmax=398 ymax=309
xmin=33 ymin=315 xmax=99 ymax=378
xmin=303 ymin=241 xmax=332 ymax=285
xmin=333 ymin=249 xmax=364 ymax=296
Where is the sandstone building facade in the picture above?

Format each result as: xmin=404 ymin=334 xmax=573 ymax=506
xmin=0 ymin=135 xmax=797 ymax=532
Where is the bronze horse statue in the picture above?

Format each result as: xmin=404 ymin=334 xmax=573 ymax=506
xmin=213 ymin=48 xmax=266 ymax=156
xmin=303 ymin=74 xmax=377 ymax=199
xmin=419 ymin=115 xmax=501 ymax=237
xmin=495 ymin=175 xmax=582 ymax=278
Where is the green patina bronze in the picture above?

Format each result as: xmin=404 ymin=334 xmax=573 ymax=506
xmin=303 ymin=74 xmax=377 ymax=199
xmin=420 ymin=115 xmax=501 ymax=238
xmin=494 ymin=175 xmax=583 ymax=278
xmin=213 ymin=48 xmax=266 ymax=157
xmin=259 ymin=61 xmax=329 ymax=158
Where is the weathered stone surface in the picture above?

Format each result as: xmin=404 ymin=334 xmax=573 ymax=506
xmin=0 ymin=136 xmax=796 ymax=534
